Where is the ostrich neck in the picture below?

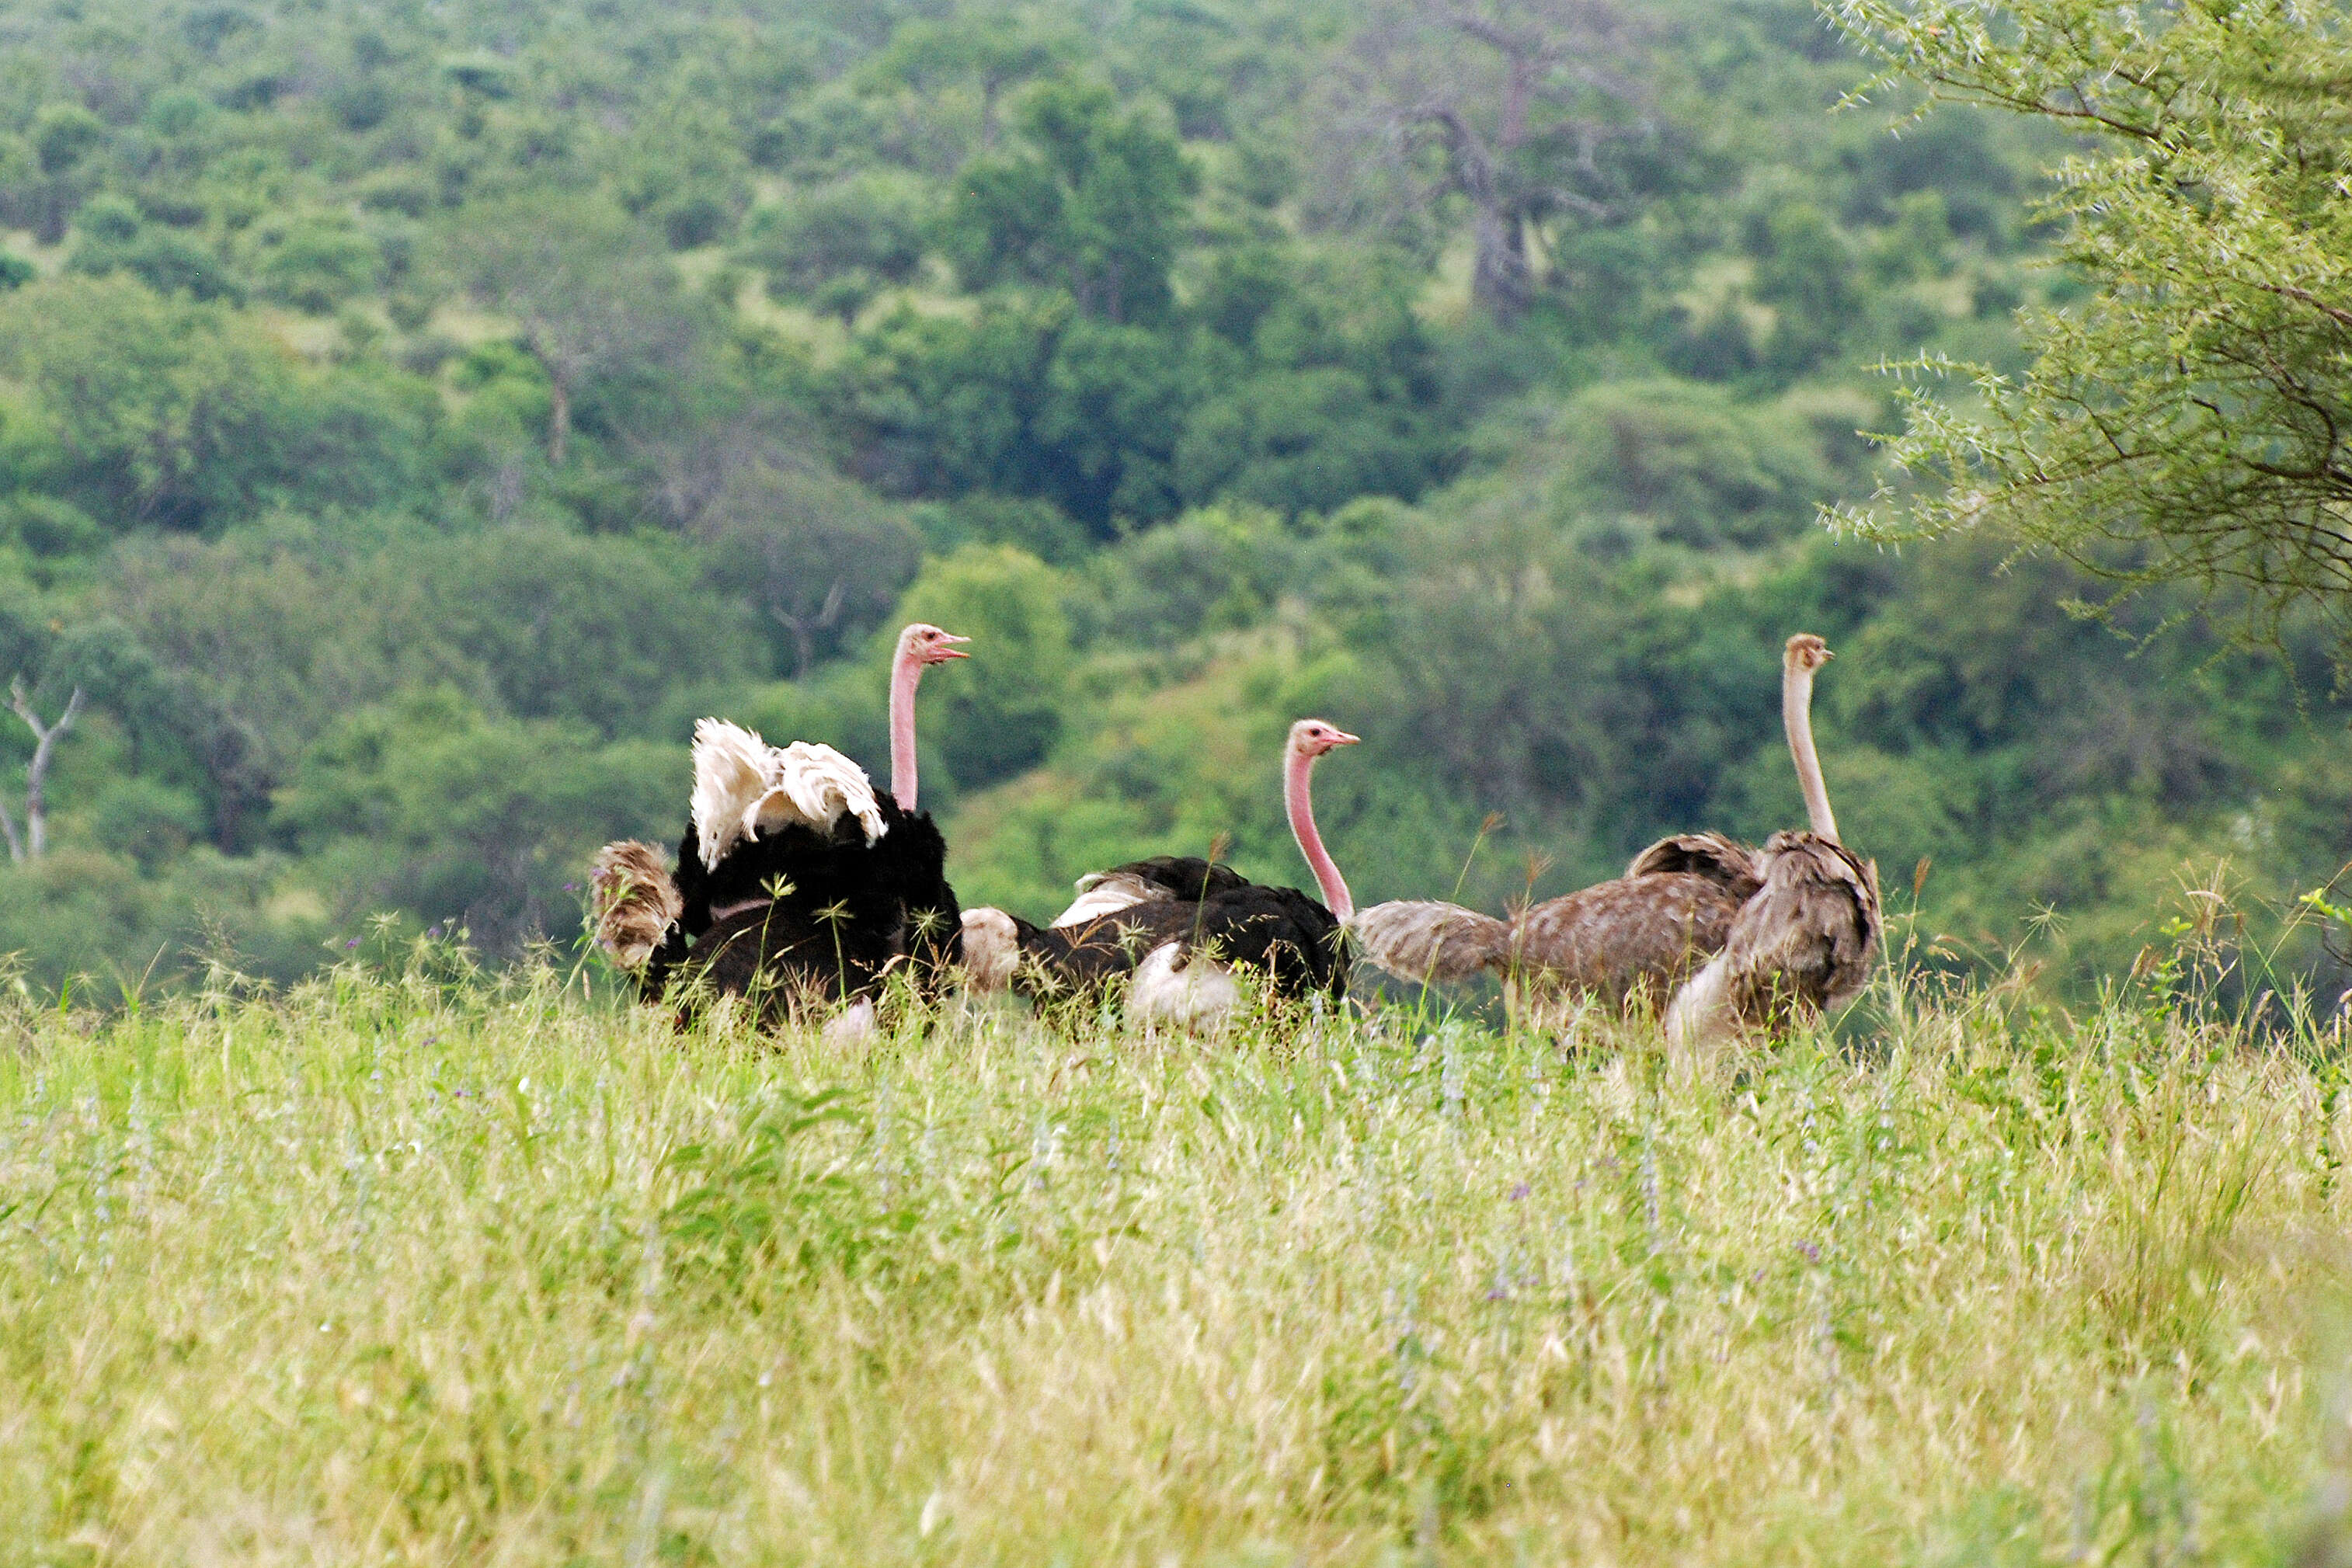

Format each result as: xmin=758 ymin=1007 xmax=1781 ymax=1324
xmin=1784 ymin=665 xmax=1839 ymax=843
xmin=889 ymin=652 xmax=924 ymax=812
xmin=1286 ymin=746 xmax=1352 ymax=923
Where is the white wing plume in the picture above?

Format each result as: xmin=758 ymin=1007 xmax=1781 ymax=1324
xmin=691 ymin=720 xmax=771 ymax=867
xmin=1051 ymin=870 xmax=1172 ymax=928
xmin=691 ymin=718 xmax=887 ymax=870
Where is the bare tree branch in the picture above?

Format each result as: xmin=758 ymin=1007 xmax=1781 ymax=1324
xmin=9 ymin=680 xmax=85 ymax=859
xmin=1319 ymin=0 xmax=1651 ymax=319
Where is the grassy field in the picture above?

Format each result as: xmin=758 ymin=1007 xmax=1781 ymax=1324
xmin=4 ymin=943 xmax=2351 ymax=1565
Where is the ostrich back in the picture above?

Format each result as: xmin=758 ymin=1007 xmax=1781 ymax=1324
xmin=1053 ymin=856 xmax=1256 ymax=926
xmin=1350 ymin=900 xmax=1514 ymax=985
xmin=1675 ymin=831 xmax=1882 ymax=1038
xmin=1014 ymin=882 xmax=1347 ymax=1005
xmin=1356 ymin=836 xmax=1758 ymax=998
xmin=1624 ymin=832 xmax=1762 ymax=900
xmin=865 ymin=798 xmax=963 ymax=995
xmin=1514 ymin=871 xmax=1750 ymax=1007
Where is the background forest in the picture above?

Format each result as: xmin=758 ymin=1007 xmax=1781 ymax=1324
xmin=0 ymin=0 xmax=2343 ymax=998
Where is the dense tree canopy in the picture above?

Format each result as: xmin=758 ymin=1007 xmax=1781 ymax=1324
xmin=0 ymin=0 xmax=2336 ymax=1000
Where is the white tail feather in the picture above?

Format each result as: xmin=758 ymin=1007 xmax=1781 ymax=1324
xmin=691 ymin=718 xmax=886 ymax=869
xmin=1128 ymin=942 xmax=1244 ymax=1027
xmin=1663 ymin=949 xmax=1736 ymax=1052
xmin=959 ymin=908 xmax=1021 ymax=991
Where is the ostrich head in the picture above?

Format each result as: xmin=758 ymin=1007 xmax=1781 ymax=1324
xmin=889 ymin=624 xmax=969 ymax=812
xmin=897 ymin=623 xmax=971 ymax=667
xmin=1782 ymin=632 xmax=1839 ymax=842
xmin=1289 ymin=718 xmax=1361 ymax=757
xmin=1285 ymin=718 xmax=1359 ymax=922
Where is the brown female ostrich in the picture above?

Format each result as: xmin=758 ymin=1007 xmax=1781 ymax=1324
xmin=1348 ymin=833 xmax=1759 ymax=1015
xmin=959 ymin=720 xmax=1359 ymax=1026
xmin=1348 ymin=632 xmax=1862 ymax=1015
xmin=590 ymin=622 xmax=969 ymax=1034
xmin=1663 ymin=635 xmax=1881 ymax=1048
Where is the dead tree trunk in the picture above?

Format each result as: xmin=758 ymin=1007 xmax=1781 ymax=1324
xmin=8 ymin=680 xmax=85 ymax=860
xmin=547 ymin=374 xmax=572 ymax=467
xmin=1432 ymin=107 xmax=1533 ymax=321
xmin=771 ymin=579 xmax=847 ymax=680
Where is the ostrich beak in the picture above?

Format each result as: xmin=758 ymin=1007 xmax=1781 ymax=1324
xmin=935 ymin=634 xmax=972 ymax=660
xmin=1331 ymin=730 xmax=1361 ymax=747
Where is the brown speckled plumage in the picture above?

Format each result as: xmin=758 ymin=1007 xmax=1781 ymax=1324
xmin=1358 ymin=632 xmax=1878 ymax=1031
xmin=1663 ymin=634 xmax=1882 ymax=1047
xmin=589 ymin=840 xmax=683 ymax=972
xmin=1623 ymin=831 xmax=1759 ymax=893
xmin=1511 ymin=868 xmax=1752 ymax=1007
xmin=1351 ymin=836 xmax=1756 ymax=1007
xmin=1665 ymin=831 xmax=1881 ymax=1045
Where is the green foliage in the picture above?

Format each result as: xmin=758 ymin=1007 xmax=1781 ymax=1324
xmin=435 ymin=193 xmax=705 ymax=463
xmin=68 ymin=199 xmax=244 ymax=303
xmin=252 ymin=213 xmax=383 ymax=314
xmin=1826 ymin=0 xmax=2352 ymax=667
xmin=829 ymin=242 xmax=1446 ymax=528
xmin=1553 ymin=380 xmax=1840 ymax=551
xmin=0 ymin=0 xmax=2329 ymax=1002
xmin=939 ymin=76 xmax=1197 ymax=325
xmin=0 ymin=276 xmax=423 ymax=530
xmin=738 ymin=171 xmax=929 ymax=324
xmin=694 ymin=464 xmax=924 ymax=677
xmin=277 ymin=687 xmax=679 ymax=950
xmin=1750 ymin=202 xmax=1861 ymax=379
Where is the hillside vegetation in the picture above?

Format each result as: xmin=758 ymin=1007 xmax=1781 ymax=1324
xmin=0 ymin=0 xmax=2345 ymax=998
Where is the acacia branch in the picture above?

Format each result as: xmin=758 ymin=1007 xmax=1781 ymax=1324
xmin=2246 ymin=279 xmax=2352 ymax=332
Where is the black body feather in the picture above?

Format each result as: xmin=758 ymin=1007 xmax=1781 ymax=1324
xmin=1084 ymin=856 xmax=1258 ymax=906
xmin=1006 ymin=860 xmax=1346 ymax=1008
xmin=643 ymin=797 xmax=962 ymax=1020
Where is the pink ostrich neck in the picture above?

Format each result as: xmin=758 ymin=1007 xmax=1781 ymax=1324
xmin=1286 ymin=744 xmax=1353 ymax=923
xmin=1783 ymin=662 xmax=1839 ymax=843
xmin=889 ymin=645 xmax=925 ymax=812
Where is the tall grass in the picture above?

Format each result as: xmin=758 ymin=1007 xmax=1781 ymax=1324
xmin=3 ymin=944 xmax=2350 ymax=1563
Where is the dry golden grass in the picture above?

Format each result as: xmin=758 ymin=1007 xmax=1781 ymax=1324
xmin=2 ymin=954 xmax=2348 ymax=1563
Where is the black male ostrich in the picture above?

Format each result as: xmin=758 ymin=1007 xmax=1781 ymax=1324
xmin=959 ymin=720 xmax=1359 ymax=1025
xmin=590 ymin=622 xmax=969 ymax=1034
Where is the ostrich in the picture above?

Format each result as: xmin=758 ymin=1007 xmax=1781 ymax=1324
xmin=1348 ymin=636 xmax=1867 ymax=1013
xmin=1348 ymin=834 xmax=1759 ymax=1016
xmin=590 ymin=622 xmax=969 ymax=1034
xmin=1663 ymin=635 xmax=1882 ymax=1050
xmin=959 ymin=720 xmax=1359 ymax=1025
